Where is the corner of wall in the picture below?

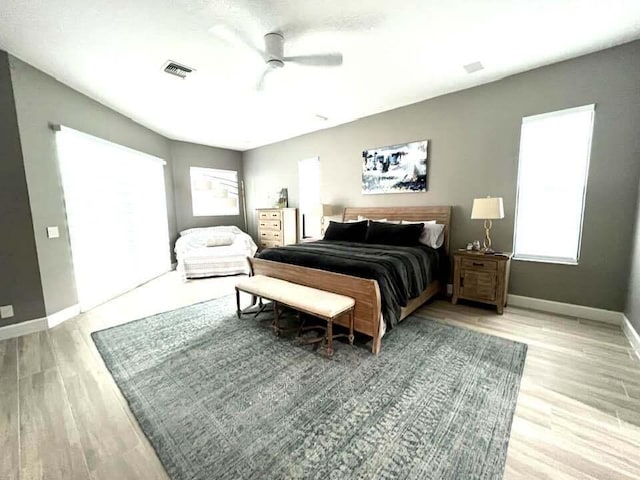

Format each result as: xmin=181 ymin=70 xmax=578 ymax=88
xmin=624 ymin=179 xmax=640 ymax=337
xmin=0 ymin=50 xmax=47 ymax=324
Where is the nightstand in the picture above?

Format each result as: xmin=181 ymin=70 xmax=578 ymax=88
xmin=452 ymin=250 xmax=512 ymax=314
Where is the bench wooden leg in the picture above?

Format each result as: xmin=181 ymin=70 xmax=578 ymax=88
xmin=348 ymin=310 xmax=354 ymax=345
xmin=325 ymin=318 xmax=334 ymax=358
xmin=236 ymin=288 xmax=241 ymax=318
xmin=272 ymin=301 xmax=280 ymax=336
xmin=254 ymin=300 xmax=268 ymax=318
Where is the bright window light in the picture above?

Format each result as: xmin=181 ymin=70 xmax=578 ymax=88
xmin=298 ymin=157 xmax=321 ymax=238
xmin=55 ymin=126 xmax=171 ymax=311
xmin=190 ymin=167 xmax=239 ymax=216
xmin=513 ymin=105 xmax=595 ymax=264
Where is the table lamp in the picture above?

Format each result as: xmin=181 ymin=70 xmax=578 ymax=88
xmin=312 ymin=204 xmax=340 ymax=235
xmin=471 ymin=197 xmax=504 ymax=253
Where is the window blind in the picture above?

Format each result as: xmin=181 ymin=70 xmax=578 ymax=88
xmin=55 ymin=126 xmax=171 ymax=311
xmin=190 ymin=167 xmax=239 ymax=216
xmin=513 ymin=105 xmax=595 ymax=264
xmin=298 ymin=157 xmax=321 ymax=238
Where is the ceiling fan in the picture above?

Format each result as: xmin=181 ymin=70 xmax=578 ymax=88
xmin=254 ymin=32 xmax=343 ymax=91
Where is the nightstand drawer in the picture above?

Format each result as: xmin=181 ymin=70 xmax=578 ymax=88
xmin=460 ymin=270 xmax=496 ymax=301
xmin=259 ymin=219 xmax=281 ymax=231
xmin=461 ymin=258 xmax=497 ymax=271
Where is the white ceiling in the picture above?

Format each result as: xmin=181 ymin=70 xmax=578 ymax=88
xmin=2 ymin=0 xmax=640 ymax=151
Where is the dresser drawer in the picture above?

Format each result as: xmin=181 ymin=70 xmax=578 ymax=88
xmin=260 ymin=239 xmax=283 ymax=249
xmin=259 ymin=230 xmax=282 ymax=241
xmin=461 ymin=258 xmax=497 ymax=271
xmin=259 ymin=219 xmax=281 ymax=231
xmin=460 ymin=270 xmax=496 ymax=301
xmin=258 ymin=210 xmax=282 ymax=220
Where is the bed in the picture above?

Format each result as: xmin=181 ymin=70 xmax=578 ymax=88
xmin=251 ymin=206 xmax=451 ymax=353
xmin=175 ymin=226 xmax=258 ymax=280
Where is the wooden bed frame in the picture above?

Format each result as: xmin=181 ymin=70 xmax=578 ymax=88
xmin=250 ymin=206 xmax=452 ymax=354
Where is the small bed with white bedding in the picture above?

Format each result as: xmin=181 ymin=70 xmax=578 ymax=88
xmin=175 ymin=226 xmax=257 ymax=280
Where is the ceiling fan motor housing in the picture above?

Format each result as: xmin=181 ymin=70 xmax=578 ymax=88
xmin=264 ymin=32 xmax=284 ymax=68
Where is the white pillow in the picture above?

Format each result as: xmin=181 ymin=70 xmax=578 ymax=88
xmin=357 ymin=216 xmax=401 ymax=224
xmin=206 ymin=233 xmax=235 ymax=247
xmin=180 ymin=226 xmax=241 ymax=237
xmin=401 ymin=220 xmax=445 ymax=248
xmin=345 ymin=217 xmax=384 ymax=223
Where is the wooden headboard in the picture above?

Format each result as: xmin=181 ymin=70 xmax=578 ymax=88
xmin=342 ymin=206 xmax=452 ymax=254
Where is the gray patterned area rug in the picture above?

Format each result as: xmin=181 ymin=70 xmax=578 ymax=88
xmin=92 ymin=295 xmax=527 ymax=480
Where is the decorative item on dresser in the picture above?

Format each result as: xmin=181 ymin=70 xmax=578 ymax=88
xmin=452 ymin=250 xmax=512 ymax=314
xmin=257 ymin=207 xmax=297 ymax=249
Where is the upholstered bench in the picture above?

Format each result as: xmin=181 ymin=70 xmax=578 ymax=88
xmin=235 ymin=275 xmax=355 ymax=357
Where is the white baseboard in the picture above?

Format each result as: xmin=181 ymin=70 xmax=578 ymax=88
xmin=622 ymin=315 xmax=640 ymax=361
xmin=0 ymin=317 xmax=48 ymax=341
xmin=507 ymin=294 xmax=623 ymax=326
xmin=47 ymin=304 xmax=80 ymax=328
xmin=0 ymin=303 xmax=81 ymax=341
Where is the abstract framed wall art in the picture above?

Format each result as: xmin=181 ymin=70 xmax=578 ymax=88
xmin=361 ymin=140 xmax=428 ymax=194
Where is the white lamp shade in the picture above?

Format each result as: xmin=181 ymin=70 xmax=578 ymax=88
xmin=311 ymin=204 xmax=340 ymax=216
xmin=471 ymin=197 xmax=504 ymax=220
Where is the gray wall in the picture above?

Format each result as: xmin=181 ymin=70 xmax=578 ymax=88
xmin=170 ymin=140 xmax=245 ymax=233
xmin=9 ymin=55 xmax=178 ymax=316
xmin=243 ymin=40 xmax=640 ymax=312
xmin=626 ymin=181 xmax=640 ymax=335
xmin=0 ymin=51 xmax=46 ymax=325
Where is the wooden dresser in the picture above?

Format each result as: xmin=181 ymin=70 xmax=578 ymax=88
xmin=451 ymin=250 xmax=512 ymax=314
xmin=256 ymin=208 xmax=298 ymax=249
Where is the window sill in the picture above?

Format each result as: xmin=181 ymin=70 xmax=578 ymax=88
xmin=513 ymin=255 xmax=579 ymax=266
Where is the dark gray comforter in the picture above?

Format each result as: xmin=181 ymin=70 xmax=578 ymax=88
xmin=257 ymin=241 xmax=446 ymax=328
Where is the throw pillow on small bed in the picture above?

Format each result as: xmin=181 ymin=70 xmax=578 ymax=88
xmin=205 ymin=234 xmax=235 ymax=247
xmin=365 ymin=221 xmax=424 ymax=246
xmin=323 ymin=220 xmax=368 ymax=242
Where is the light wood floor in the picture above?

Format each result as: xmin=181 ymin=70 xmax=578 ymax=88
xmin=1 ymin=272 xmax=639 ymax=480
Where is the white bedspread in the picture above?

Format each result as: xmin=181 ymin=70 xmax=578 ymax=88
xmin=175 ymin=226 xmax=257 ymax=280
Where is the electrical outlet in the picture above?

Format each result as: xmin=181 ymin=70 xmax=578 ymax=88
xmin=0 ymin=305 xmax=14 ymax=319
xmin=47 ymin=226 xmax=60 ymax=239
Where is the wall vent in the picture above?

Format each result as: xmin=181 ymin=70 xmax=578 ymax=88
xmin=463 ymin=61 xmax=484 ymax=74
xmin=162 ymin=60 xmax=194 ymax=79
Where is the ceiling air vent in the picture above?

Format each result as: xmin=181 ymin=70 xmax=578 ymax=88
xmin=463 ymin=61 xmax=484 ymax=74
xmin=162 ymin=60 xmax=194 ymax=79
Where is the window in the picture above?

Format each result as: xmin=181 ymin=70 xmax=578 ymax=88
xmin=298 ymin=157 xmax=321 ymax=238
xmin=55 ymin=126 xmax=171 ymax=311
xmin=513 ymin=104 xmax=595 ymax=264
xmin=190 ymin=167 xmax=239 ymax=216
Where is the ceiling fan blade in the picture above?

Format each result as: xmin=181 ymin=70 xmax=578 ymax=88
xmin=256 ymin=65 xmax=276 ymax=91
xmin=283 ymin=53 xmax=343 ymax=67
